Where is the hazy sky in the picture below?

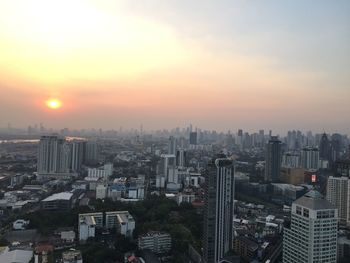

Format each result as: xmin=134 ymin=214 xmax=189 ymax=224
xmin=0 ymin=0 xmax=349 ymax=133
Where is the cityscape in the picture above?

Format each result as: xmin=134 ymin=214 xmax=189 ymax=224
xmin=0 ymin=1 xmax=349 ymax=263
xmin=0 ymin=126 xmax=349 ymax=263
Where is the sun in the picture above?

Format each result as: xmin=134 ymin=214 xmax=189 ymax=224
xmin=46 ymin=99 xmax=62 ymax=110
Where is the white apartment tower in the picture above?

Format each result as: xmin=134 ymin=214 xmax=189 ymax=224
xmin=326 ymin=176 xmax=350 ymax=227
xmin=37 ymin=135 xmax=70 ymax=174
xmin=283 ymin=190 xmax=338 ymax=263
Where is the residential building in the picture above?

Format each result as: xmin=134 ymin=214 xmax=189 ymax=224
xmin=326 ymin=176 xmax=350 ymax=227
xmin=138 ymin=232 xmax=172 ymax=254
xmin=203 ymin=157 xmax=235 ymax=263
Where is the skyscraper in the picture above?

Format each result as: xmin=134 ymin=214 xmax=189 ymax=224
xmin=203 ymin=157 xmax=235 ymax=263
xmin=301 ymin=147 xmax=320 ymax=170
xmin=189 ymin=132 xmax=197 ymax=145
xmin=319 ymin=133 xmax=330 ymax=161
xmin=71 ymin=140 xmax=85 ymax=172
xmin=37 ymin=135 xmax=67 ymax=174
xmin=265 ymin=136 xmax=282 ymax=182
xmin=283 ymin=190 xmax=338 ymax=263
xmin=85 ymin=141 xmax=98 ymax=164
xmin=327 ymin=176 xmax=350 ymax=227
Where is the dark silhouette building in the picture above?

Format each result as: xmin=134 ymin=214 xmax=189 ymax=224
xmin=265 ymin=136 xmax=282 ymax=182
xmin=203 ymin=157 xmax=235 ymax=263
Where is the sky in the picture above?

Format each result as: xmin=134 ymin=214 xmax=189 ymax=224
xmin=0 ymin=0 xmax=349 ymax=134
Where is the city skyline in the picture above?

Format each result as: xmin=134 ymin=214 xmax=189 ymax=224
xmin=1 ymin=0 xmax=349 ymax=133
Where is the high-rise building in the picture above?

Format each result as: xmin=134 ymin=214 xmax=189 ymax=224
xmin=85 ymin=141 xmax=98 ymax=163
xmin=203 ymin=157 xmax=235 ymax=263
xmin=168 ymin=136 xmax=177 ymax=166
xmin=319 ymin=133 xmax=330 ymax=161
xmin=189 ymin=132 xmax=197 ymax=145
xmin=327 ymin=176 xmax=350 ymax=227
xmin=282 ymin=152 xmax=301 ymax=168
xmin=301 ymin=147 xmax=320 ymax=170
xmin=283 ymin=190 xmax=338 ymax=263
xmin=265 ymin=136 xmax=282 ymax=182
xmin=168 ymin=136 xmax=177 ymax=155
xmin=71 ymin=141 xmax=85 ymax=172
xmin=176 ymin=149 xmax=186 ymax=168
xmin=37 ymin=135 xmax=67 ymax=174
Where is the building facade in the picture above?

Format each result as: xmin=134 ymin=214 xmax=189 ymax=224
xmin=283 ymin=190 xmax=338 ymax=263
xmin=326 ymin=176 xmax=350 ymax=227
xmin=265 ymin=136 xmax=282 ymax=182
xmin=203 ymin=157 xmax=235 ymax=263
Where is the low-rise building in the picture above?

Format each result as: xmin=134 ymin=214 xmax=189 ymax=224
xmin=79 ymin=211 xmax=135 ymax=241
xmin=62 ymin=249 xmax=83 ymax=263
xmin=41 ymin=192 xmax=74 ymax=210
xmin=138 ymin=232 xmax=171 ymax=254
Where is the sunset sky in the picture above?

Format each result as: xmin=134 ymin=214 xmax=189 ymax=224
xmin=0 ymin=0 xmax=349 ymax=133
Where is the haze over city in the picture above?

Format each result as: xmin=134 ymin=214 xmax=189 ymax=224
xmin=1 ymin=0 xmax=349 ymax=134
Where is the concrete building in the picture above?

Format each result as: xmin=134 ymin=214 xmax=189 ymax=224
xmin=62 ymin=250 xmax=83 ymax=263
xmin=37 ymin=135 xmax=69 ymax=174
xmin=301 ymin=147 xmax=320 ymax=170
xmin=78 ymin=213 xmax=99 ymax=242
xmin=0 ymin=247 xmax=33 ymax=263
xmin=280 ymin=168 xmax=305 ymax=185
xmin=326 ymin=176 xmax=350 ymax=227
xmin=105 ymin=211 xmax=135 ymax=237
xmin=79 ymin=211 xmax=135 ymax=241
xmin=96 ymin=184 xmax=107 ymax=199
xmin=265 ymin=136 xmax=282 ymax=182
xmin=203 ymin=157 xmax=235 ymax=263
xmin=283 ymin=190 xmax=338 ymax=263
xmin=41 ymin=192 xmax=74 ymax=210
xmin=282 ymin=152 xmax=301 ymax=168
xmin=138 ymin=232 xmax=172 ymax=254
xmin=85 ymin=141 xmax=98 ymax=163
xmin=71 ymin=141 xmax=85 ymax=172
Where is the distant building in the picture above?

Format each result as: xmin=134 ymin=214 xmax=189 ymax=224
xmin=280 ymin=168 xmax=305 ymax=185
xmin=37 ymin=135 xmax=70 ymax=174
xmin=203 ymin=157 xmax=235 ymax=263
xmin=283 ymin=190 xmax=338 ymax=263
xmin=319 ymin=133 xmax=331 ymax=161
xmin=71 ymin=141 xmax=85 ymax=172
xmin=301 ymin=147 xmax=319 ymax=170
xmin=85 ymin=141 xmax=98 ymax=163
xmin=189 ymin=132 xmax=197 ymax=145
xmin=265 ymin=136 xmax=282 ymax=182
xmin=138 ymin=232 xmax=172 ymax=254
xmin=282 ymin=152 xmax=301 ymax=168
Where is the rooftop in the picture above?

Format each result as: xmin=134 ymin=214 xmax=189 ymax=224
xmin=294 ymin=190 xmax=335 ymax=210
xmin=42 ymin=192 xmax=73 ymax=202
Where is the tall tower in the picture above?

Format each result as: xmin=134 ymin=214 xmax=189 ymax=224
xmin=265 ymin=136 xmax=282 ymax=182
xmin=37 ymin=135 xmax=66 ymax=174
xmin=71 ymin=141 xmax=85 ymax=172
xmin=203 ymin=157 xmax=235 ymax=263
xmin=327 ymin=176 xmax=350 ymax=227
xmin=301 ymin=147 xmax=320 ymax=170
xmin=319 ymin=133 xmax=330 ymax=161
xmin=283 ymin=190 xmax=338 ymax=263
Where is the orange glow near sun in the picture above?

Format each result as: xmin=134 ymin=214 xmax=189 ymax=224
xmin=46 ymin=99 xmax=62 ymax=110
